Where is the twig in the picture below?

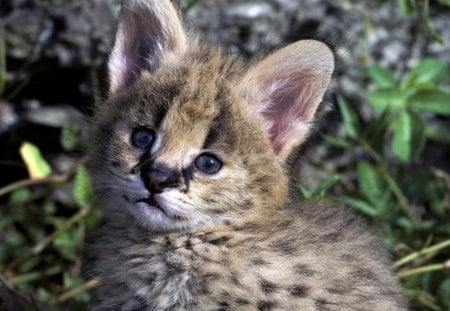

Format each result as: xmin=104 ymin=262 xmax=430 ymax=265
xmin=394 ymin=239 xmax=450 ymax=268
xmin=32 ymin=205 xmax=91 ymax=255
xmin=398 ymin=260 xmax=450 ymax=278
xmin=0 ymin=156 xmax=88 ymax=198
xmin=379 ymin=164 xmax=413 ymax=220
xmin=5 ymin=204 xmax=91 ymax=271
xmin=56 ymin=278 xmax=99 ymax=303
xmin=8 ymin=266 xmax=63 ymax=285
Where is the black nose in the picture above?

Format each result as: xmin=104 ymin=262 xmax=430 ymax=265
xmin=146 ymin=168 xmax=179 ymax=193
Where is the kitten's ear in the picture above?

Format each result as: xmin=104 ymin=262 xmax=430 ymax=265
xmin=243 ymin=40 xmax=334 ymax=161
xmin=108 ymin=0 xmax=186 ymax=94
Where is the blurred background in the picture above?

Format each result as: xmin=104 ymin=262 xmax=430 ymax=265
xmin=0 ymin=0 xmax=449 ymax=309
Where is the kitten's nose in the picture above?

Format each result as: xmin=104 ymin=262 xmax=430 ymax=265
xmin=146 ymin=168 xmax=179 ymax=193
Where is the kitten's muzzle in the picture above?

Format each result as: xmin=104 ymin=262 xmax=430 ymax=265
xmin=143 ymin=167 xmax=180 ymax=193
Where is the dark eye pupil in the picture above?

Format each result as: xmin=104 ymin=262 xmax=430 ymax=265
xmin=194 ymin=154 xmax=222 ymax=175
xmin=131 ymin=127 xmax=155 ymax=149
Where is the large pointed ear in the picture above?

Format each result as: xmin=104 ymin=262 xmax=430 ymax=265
xmin=108 ymin=0 xmax=187 ymax=94
xmin=243 ymin=40 xmax=334 ymax=161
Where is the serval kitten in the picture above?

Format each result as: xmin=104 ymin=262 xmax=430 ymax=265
xmin=88 ymin=0 xmax=407 ymax=309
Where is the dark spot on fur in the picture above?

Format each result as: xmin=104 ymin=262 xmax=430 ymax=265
xmin=219 ymin=301 xmax=229 ymax=307
xmin=350 ymin=267 xmax=379 ymax=282
xmin=199 ymin=282 xmax=210 ymax=295
xmin=236 ymin=298 xmax=250 ymax=305
xmin=320 ymin=232 xmax=341 ymax=243
xmin=288 ymin=285 xmax=309 ymax=297
xmin=260 ymin=279 xmax=280 ymax=294
xmin=203 ymin=272 xmax=220 ymax=281
xmin=182 ymin=167 xmax=193 ymax=192
xmin=165 ymin=261 xmax=184 ymax=278
xmin=254 ymin=175 xmax=275 ymax=185
xmin=251 ymin=258 xmax=270 ymax=266
xmin=257 ymin=300 xmax=276 ymax=310
xmin=203 ymin=197 xmax=218 ymax=204
xmin=165 ymin=237 xmax=172 ymax=248
xmin=315 ymin=299 xmax=339 ymax=310
xmin=208 ymin=236 xmax=231 ymax=246
xmin=111 ymin=161 xmax=121 ymax=168
xmin=121 ymin=195 xmax=131 ymax=203
xmin=230 ymin=272 xmax=242 ymax=286
xmin=203 ymin=126 xmax=220 ymax=149
xmin=185 ymin=239 xmax=193 ymax=250
xmin=238 ymin=198 xmax=253 ymax=209
xmin=294 ymin=264 xmax=316 ymax=276
xmin=326 ymin=287 xmax=348 ymax=295
xmin=272 ymin=238 xmax=296 ymax=255
xmin=209 ymin=208 xmax=224 ymax=215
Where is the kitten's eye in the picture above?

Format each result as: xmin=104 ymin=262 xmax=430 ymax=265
xmin=194 ymin=153 xmax=222 ymax=175
xmin=131 ymin=127 xmax=155 ymax=150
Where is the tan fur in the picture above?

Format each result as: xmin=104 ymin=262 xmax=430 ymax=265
xmin=88 ymin=0 xmax=407 ymax=310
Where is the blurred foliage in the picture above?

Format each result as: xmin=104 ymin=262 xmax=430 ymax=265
xmin=0 ymin=0 xmax=449 ymax=310
xmin=397 ymin=0 xmax=450 ymax=44
xmin=0 ymin=137 xmax=101 ymax=309
xmin=309 ymin=58 xmax=450 ymax=310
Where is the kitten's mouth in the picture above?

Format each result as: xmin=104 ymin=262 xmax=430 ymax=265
xmin=135 ymin=197 xmax=168 ymax=217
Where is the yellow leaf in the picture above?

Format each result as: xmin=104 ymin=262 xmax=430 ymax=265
xmin=19 ymin=142 xmax=52 ymax=179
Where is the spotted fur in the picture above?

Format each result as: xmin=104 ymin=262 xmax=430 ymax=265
xmin=88 ymin=0 xmax=407 ymax=310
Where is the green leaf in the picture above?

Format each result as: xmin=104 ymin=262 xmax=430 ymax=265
xmin=368 ymin=88 xmax=407 ymax=110
xmin=438 ymin=279 xmax=450 ymax=308
xmin=404 ymin=58 xmax=447 ymax=87
xmin=408 ymin=89 xmax=450 ymax=115
xmin=425 ymin=124 xmax=450 ymax=144
xmin=391 ymin=110 xmax=426 ymax=162
xmin=298 ymin=185 xmax=312 ymax=200
xmin=322 ymin=134 xmax=352 ymax=149
xmin=84 ymin=207 xmax=103 ymax=228
xmin=182 ymin=0 xmax=200 ymax=13
xmin=342 ymin=196 xmax=378 ymax=217
xmin=19 ymin=142 xmax=52 ymax=179
xmin=37 ymin=287 xmax=53 ymax=302
xmin=8 ymin=188 xmax=32 ymax=205
xmin=73 ymin=165 xmax=95 ymax=207
xmin=422 ymin=0 xmax=444 ymax=44
xmin=364 ymin=109 xmax=392 ymax=152
xmin=357 ymin=161 xmax=385 ymax=206
xmin=398 ymin=0 xmax=416 ymax=16
xmin=368 ymin=65 xmax=397 ymax=88
xmin=60 ymin=121 xmax=80 ymax=151
xmin=53 ymin=228 xmax=77 ymax=260
xmin=438 ymin=0 xmax=450 ymax=6
xmin=63 ymin=273 xmax=90 ymax=302
xmin=310 ymin=175 xmax=340 ymax=198
xmin=337 ymin=96 xmax=360 ymax=139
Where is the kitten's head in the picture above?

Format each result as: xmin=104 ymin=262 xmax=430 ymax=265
xmin=88 ymin=0 xmax=334 ymax=232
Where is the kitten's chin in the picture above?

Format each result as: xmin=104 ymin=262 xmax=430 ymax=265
xmin=130 ymin=195 xmax=199 ymax=232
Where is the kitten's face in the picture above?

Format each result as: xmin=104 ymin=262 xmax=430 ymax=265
xmin=89 ymin=0 xmax=333 ymax=232
xmin=89 ymin=53 xmax=288 ymax=231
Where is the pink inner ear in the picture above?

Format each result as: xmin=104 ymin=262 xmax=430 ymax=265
xmin=109 ymin=1 xmax=186 ymax=94
xmin=261 ymin=74 xmax=318 ymax=153
xmin=114 ymin=15 xmax=165 ymax=91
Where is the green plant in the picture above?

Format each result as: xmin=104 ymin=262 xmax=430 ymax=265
xmin=397 ymin=0 xmax=450 ymax=44
xmin=0 ymin=139 xmax=101 ymax=309
xmin=315 ymin=58 xmax=450 ymax=309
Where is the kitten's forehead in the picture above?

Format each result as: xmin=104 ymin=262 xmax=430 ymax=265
xmin=131 ymin=46 xmax=245 ymax=163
